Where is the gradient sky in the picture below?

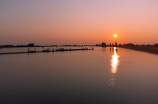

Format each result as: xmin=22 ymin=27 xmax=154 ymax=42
xmin=0 ymin=0 xmax=158 ymax=45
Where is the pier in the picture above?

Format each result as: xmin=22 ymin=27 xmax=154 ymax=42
xmin=0 ymin=47 xmax=94 ymax=55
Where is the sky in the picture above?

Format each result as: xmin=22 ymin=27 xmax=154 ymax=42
xmin=0 ymin=0 xmax=158 ymax=45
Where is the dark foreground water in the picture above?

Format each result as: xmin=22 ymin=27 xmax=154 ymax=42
xmin=0 ymin=47 xmax=158 ymax=104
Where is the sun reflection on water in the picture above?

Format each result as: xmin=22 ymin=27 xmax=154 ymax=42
xmin=111 ymin=47 xmax=119 ymax=73
xmin=108 ymin=47 xmax=119 ymax=86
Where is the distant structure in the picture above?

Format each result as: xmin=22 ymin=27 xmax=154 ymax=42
xmin=28 ymin=43 xmax=34 ymax=47
xmin=110 ymin=43 xmax=111 ymax=47
xmin=96 ymin=44 xmax=99 ymax=46
xmin=101 ymin=42 xmax=106 ymax=47
xmin=115 ymin=42 xmax=117 ymax=47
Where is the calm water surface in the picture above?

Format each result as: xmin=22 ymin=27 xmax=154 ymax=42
xmin=0 ymin=47 xmax=158 ymax=104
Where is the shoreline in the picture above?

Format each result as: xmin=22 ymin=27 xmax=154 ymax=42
xmin=117 ymin=46 xmax=158 ymax=55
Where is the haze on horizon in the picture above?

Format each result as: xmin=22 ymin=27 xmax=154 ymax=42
xmin=0 ymin=0 xmax=158 ymax=45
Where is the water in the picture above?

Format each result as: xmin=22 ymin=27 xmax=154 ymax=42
xmin=0 ymin=47 xmax=158 ymax=104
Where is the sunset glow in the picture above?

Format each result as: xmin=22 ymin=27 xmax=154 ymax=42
xmin=0 ymin=0 xmax=158 ymax=45
xmin=114 ymin=34 xmax=117 ymax=38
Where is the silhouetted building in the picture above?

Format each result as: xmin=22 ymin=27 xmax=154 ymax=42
xmin=28 ymin=43 xmax=34 ymax=47
xmin=115 ymin=42 xmax=117 ymax=47
xmin=101 ymin=42 xmax=106 ymax=47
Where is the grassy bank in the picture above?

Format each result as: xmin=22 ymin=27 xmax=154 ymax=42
xmin=118 ymin=46 xmax=158 ymax=55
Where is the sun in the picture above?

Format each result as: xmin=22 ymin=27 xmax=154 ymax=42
xmin=114 ymin=34 xmax=117 ymax=37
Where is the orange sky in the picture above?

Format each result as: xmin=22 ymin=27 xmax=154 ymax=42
xmin=0 ymin=0 xmax=158 ymax=45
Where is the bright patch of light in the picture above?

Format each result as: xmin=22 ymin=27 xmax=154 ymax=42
xmin=114 ymin=34 xmax=117 ymax=37
xmin=111 ymin=47 xmax=119 ymax=73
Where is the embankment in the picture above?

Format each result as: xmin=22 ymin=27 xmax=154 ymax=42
xmin=118 ymin=46 xmax=158 ymax=55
